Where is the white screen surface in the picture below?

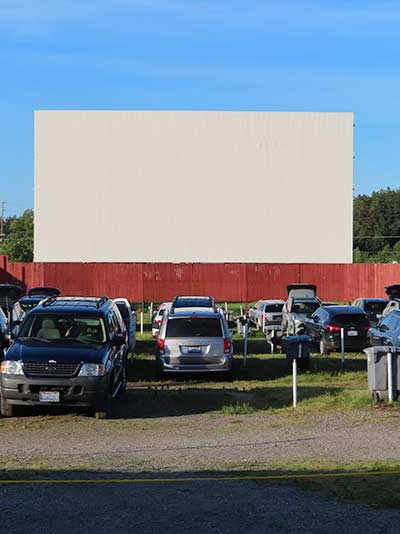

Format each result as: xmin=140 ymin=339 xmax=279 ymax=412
xmin=34 ymin=111 xmax=353 ymax=263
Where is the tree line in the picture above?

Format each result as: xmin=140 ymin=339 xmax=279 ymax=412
xmin=0 ymin=190 xmax=399 ymax=263
xmin=353 ymin=187 xmax=400 ymax=263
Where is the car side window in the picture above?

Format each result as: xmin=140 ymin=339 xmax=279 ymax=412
xmin=107 ymin=311 xmax=120 ymax=336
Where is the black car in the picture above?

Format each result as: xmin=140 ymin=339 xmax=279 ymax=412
xmin=306 ymin=305 xmax=370 ymax=354
xmin=19 ymin=286 xmax=61 ymax=312
xmin=0 ymin=296 xmax=128 ymax=418
xmin=352 ymin=297 xmax=389 ymax=327
xmin=368 ymin=310 xmax=400 ymax=347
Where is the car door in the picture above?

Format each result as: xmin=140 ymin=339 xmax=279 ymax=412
xmin=107 ymin=308 xmax=126 ymax=389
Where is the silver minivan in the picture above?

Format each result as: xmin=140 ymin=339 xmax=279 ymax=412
xmin=156 ymin=308 xmax=233 ymax=375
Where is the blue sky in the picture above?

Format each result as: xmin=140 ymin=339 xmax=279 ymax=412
xmin=1 ymin=0 xmax=399 ymax=215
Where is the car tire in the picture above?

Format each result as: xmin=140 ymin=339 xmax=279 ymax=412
xmin=119 ymin=367 xmax=127 ymax=394
xmin=319 ymin=337 xmax=330 ymax=355
xmin=0 ymin=394 xmax=17 ymax=417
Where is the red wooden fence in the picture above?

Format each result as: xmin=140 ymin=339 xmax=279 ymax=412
xmin=1 ymin=256 xmax=399 ymax=303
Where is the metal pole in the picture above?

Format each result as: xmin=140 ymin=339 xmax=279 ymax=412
xmin=225 ymin=302 xmax=228 ymax=313
xmin=140 ymin=311 xmax=144 ymax=335
xmin=388 ymin=352 xmax=393 ymax=404
xmin=243 ymin=321 xmax=249 ymax=366
xmin=293 ymin=358 xmax=297 ymax=408
xmin=341 ymin=328 xmax=345 ymax=364
xmin=149 ymin=302 xmax=153 ymax=321
xmin=240 ymin=305 xmax=243 ymax=317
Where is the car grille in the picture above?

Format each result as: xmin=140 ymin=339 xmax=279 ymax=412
xmin=23 ymin=362 xmax=80 ymax=377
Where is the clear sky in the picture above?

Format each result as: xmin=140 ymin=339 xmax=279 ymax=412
xmin=1 ymin=0 xmax=399 ymax=215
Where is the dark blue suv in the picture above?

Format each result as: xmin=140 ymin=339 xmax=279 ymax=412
xmin=0 ymin=296 xmax=128 ymax=418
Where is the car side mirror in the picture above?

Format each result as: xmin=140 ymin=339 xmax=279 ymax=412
xmin=111 ymin=332 xmax=126 ymax=346
xmin=3 ymin=335 xmax=11 ymax=347
xmin=379 ymin=324 xmax=388 ymax=332
xmin=152 ymin=322 xmax=160 ymax=330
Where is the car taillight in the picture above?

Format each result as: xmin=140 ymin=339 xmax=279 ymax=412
xmin=158 ymin=338 xmax=165 ymax=353
xmin=224 ymin=338 xmax=231 ymax=353
xmin=326 ymin=324 xmax=341 ymax=332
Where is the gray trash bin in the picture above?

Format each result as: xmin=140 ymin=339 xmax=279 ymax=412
xmin=282 ymin=335 xmax=311 ymax=371
xmin=364 ymin=346 xmax=400 ymax=401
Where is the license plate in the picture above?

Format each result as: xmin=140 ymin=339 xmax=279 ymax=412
xmin=39 ymin=391 xmax=60 ymax=403
xmin=188 ymin=347 xmax=201 ymax=353
xmin=347 ymin=330 xmax=358 ymax=337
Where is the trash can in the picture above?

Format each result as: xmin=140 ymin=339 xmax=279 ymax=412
xmin=364 ymin=346 xmax=400 ymax=401
xmin=282 ymin=335 xmax=312 ymax=371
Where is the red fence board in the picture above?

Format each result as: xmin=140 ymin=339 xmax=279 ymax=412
xmin=1 ymin=257 xmax=399 ymax=303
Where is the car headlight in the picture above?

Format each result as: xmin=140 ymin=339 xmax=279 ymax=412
xmin=78 ymin=363 xmax=106 ymax=377
xmin=0 ymin=360 xmax=24 ymax=375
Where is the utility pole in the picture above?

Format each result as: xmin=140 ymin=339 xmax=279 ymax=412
xmin=0 ymin=202 xmax=5 ymax=242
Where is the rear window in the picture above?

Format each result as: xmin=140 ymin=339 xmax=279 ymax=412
xmin=364 ymin=301 xmax=387 ymax=313
xmin=264 ymin=304 xmax=283 ymax=312
xmin=292 ymin=302 xmax=320 ymax=314
xmin=174 ymin=298 xmax=213 ymax=308
xmin=166 ymin=317 xmax=222 ymax=338
xmin=331 ymin=314 xmax=369 ymax=327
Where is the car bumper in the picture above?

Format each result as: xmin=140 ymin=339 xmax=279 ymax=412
xmin=158 ymin=355 xmax=233 ymax=373
xmin=325 ymin=335 xmax=369 ymax=352
xmin=0 ymin=374 xmax=108 ymax=407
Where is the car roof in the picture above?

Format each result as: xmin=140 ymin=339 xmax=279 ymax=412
xmin=322 ymin=305 xmax=365 ymax=314
xmin=257 ymin=299 xmax=285 ymax=304
xmin=33 ymin=296 xmax=112 ymax=315
xmin=355 ymin=297 xmax=388 ymax=303
xmin=168 ymin=308 xmax=222 ymax=318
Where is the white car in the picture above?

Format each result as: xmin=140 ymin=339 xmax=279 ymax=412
xmin=114 ymin=298 xmax=136 ymax=354
xmin=248 ymin=299 xmax=284 ymax=330
xmin=152 ymin=302 xmax=171 ymax=337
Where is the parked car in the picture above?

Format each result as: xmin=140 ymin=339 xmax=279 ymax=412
xmin=171 ymin=295 xmax=215 ymax=310
xmin=380 ymin=285 xmax=400 ymax=318
xmin=306 ymin=305 xmax=370 ymax=354
xmin=19 ymin=287 xmax=61 ymax=312
xmin=352 ymin=297 xmax=389 ymax=327
xmin=368 ymin=310 xmax=400 ymax=347
xmin=156 ymin=308 xmax=234 ymax=376
xmin=282 ymin=284 xmax=321 ymax=335
xmin=113 ymin=298 xmax=136 ymax=354
xmin=0 ymin=296 xmax=129 ymax=418
xmin=0 ymin=306 xmax=8 ymax=352
xmin=152 ymin=302 xmax=171 ymax=337
xmin=248 ymin=299 xmax=284 ymax=329
xmin=0 ymin=283 xmax=25 ymax=339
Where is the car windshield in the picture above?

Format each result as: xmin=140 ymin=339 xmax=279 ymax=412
xmin=17 ymin=314 xmax=107 ymax=344
xmin=364 ymin=301 xmax=387 ymax=313
xmin=166 ymin=317 xmax=222 ymax=337
xmin=174 ymin=298 xmax=213 ymax=308
xmin=292 ymin=302 xmax=320 ymax=314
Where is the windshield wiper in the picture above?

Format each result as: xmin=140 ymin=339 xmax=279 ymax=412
xmin=17 ymin=337 xmax=52 ymax=343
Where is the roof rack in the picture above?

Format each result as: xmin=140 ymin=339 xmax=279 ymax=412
xmin=42 ymin=296 xmax=58 ymax=307
xmin=96 ymin=296 xmax=109 ymax=308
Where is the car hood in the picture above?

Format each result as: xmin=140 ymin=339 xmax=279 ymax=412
xmin=0 ymin=284 xmax=24 ymax=300
xmin=385 ymin=285 xmax=400 ymax=300
xmin=287 ymin=284 xmax=317 ymax=298
xmin=27 ymin=286 xmax=60 ymax=298
xmin=6 ymin=340 xmax=106 ymax=364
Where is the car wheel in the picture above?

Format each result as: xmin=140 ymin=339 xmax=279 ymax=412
xmin=0 ymin=394 xmax=17 ymax=417
xmin=94 ymin=388 xmax=112 ymax=419
xmin=319 ymin=337 xmax=329 ymax=355
xmin=119 ymin=366 xmax=127 ymax=394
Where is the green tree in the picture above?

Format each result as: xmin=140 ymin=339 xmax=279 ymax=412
xmin=0 ymin=209 xmax=34 ymax=262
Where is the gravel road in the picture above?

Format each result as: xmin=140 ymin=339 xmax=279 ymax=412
xmin=1 ymin=408 xmax=400 ymax=471
xmin=1 ymin=476 xmax=400 ymax=534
